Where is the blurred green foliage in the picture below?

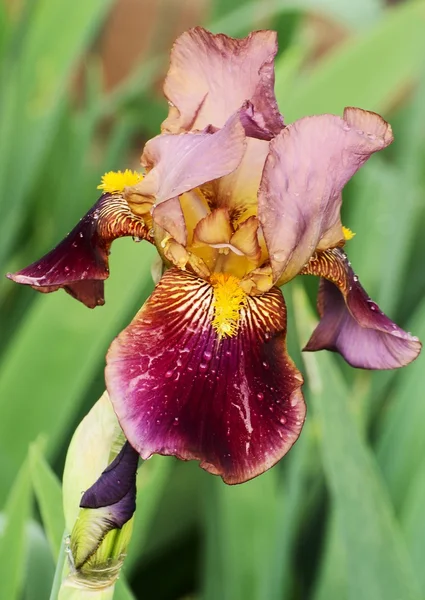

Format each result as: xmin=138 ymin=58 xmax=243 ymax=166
xmin=1 ymin=0 xmax=425 ymax=598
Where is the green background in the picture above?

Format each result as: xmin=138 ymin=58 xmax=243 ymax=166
xmin=1 ymin=0 xmax=425 ymax=598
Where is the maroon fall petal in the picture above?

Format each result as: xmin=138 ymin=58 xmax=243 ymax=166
xmin=106 ymin=268 xmax=305 ymax=484
xmin=302 ymin=248 xmax=421 ymax=369
xmin=7 ymin=193 xmax=149 ymax=308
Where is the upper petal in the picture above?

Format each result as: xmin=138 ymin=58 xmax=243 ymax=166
xmin=302 ymin=248 xmax=421 ymax=369
xmin=106 ymin=268 xmax=305 ymax=484
xmin=162 ymin=27 xmax=284 ymax=136
xmin=258 ymin=108 xmax=393 ymax=284
xmin=7 ymin=193 xmax=150 ymax=308
xmin=127 ymin=109 xmax=247 ymax=216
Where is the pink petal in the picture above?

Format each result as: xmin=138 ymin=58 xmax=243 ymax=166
xmin=7 ymin=194 xmax=149 ymax=308
xmin=106 ymin=268 xmax=305 ymax=484
xmin=302 ymin=248 xmax=421 ymax=369
xmin=258 ymin=108 xmax=394 ymax=284
xmin=162 ymin=27 xmax=284 ymax=136
xmin=131 ymin=110 xmax=247 ymax=205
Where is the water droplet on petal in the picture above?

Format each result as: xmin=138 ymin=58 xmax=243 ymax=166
xmin=262 ymin=361 xmax=270 ymax=370
xmin=199 ymin=363 xmax=208 ymax=373
xmin=165 ymin=370 xmax=173 ymax=378
xmin=257 ymin=392 xmax=264 ymax=401
xmin=203 ymin=350 xmax=212 ymax=362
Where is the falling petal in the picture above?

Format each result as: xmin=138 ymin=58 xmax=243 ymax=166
xmin=302 ymin=248 xmax=421 ymax=369
xmin=106 ymin=268 xmax=305 ymax=484
xmin=7 ymin=194 xmax=149 ymax=308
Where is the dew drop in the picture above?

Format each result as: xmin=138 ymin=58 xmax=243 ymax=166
xmin=203 ymin=350 xmax=212 ymax=362
xmin=272 ymin=250 xmax=286 ymax=262
xmin=279 ymin=416 xmax=287 ymax=425
xmin=71 ymin=241 xmax=78 ymax=248
xmin=133 ymin=236 xmax=142 ymax=243
xmin=257 ymin=392 xmax=264 ymax=401
xmin=199 ymin=363 xmax=208 ymax=373
xmin=262 ymin=361 xmax=270 ymax=370
xmin=353 ymin=275 xmax=358 ymax=282
xmin=173 ymin=417 xmax=179 ymax=425
xmin=165 ymin=370 xmax=173 ymax=378
xmin=64 ymin=266 xmax=70 ymax=273
xmin=79 ymin=232 xmax=84 ymax=238
xmin=226 ymin=350 xmax=232 ymax=357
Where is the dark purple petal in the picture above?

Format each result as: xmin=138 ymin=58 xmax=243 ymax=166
xmin=258 ymin=108 xmax=394 ymax=285
xmin=7 ymin=193 xmax=149 ymax=308
xmin=80 ymin=441 xmax=139 ymax=510
xmin=302 ymin=248 xmax=421 ymax=369
xmin=106 ymin=268 xmax=305 ymax=485
xmin=162 ymin=27 xmax=284 ymax=135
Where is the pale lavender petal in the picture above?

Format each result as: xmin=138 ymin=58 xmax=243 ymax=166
xmin=130 ymin=110 xmax=247 ymax=205
xmin=162 ymin=27 xmax=284 ymax=135
xmin=258 ymin=108 xmax=393 ymax=284
xmin=302 ymin=248 xmax=421 ymax=369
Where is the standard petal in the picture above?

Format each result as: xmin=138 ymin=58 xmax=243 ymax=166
xmin=106 ymin=268 xmax=305 ymax=484
xmin=302 ymin=248 xmax=421 ymax=369
xmin=7 ymin=193 xmax=149 ymax=308
xmin=128 ymin=111 xmax=246 ymax=205
xmin=258 ymin=108 xmax=394 ymax=285
xmin=162 ymin=27 xmax=284 ymax=135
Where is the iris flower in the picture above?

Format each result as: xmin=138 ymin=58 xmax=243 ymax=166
xmin=9 ymin=28 xmax=421 ymax=485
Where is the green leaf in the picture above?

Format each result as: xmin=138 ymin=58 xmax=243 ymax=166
xmin=0 ymin=0 xmax=115 ymax=264
xmin=376 ymin=298 xmax=425 ymax=510
xmin=29 ymin=443 xmax=64 ymax=559
xmin=210 ymin=0 xmax=383 ymax=35
xmin=400 ymin=457 xmax=425 ymax=596
xmin=313 ymin=513 xmax=348 ymax=600
xmin=279 ymin=1 xmax=425 ymax=122
xmin=202 ymin=470 xmax=279 ymax=600
xmin=24 ymin=521 xmax=55 ymax=600
xmin=0 ymin=239 xmax=156 ymax=505
xmin=293 ymin=284 xmax=421 ymax=600
xmin=0 ymin=460 xmax=33 ymax=600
